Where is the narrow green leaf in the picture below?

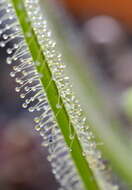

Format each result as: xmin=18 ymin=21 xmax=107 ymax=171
xmin=11 ymin=0 xmax=100 ymax=189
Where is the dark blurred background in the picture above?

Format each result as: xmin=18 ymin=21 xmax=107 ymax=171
xmin=0 ymin=0 xmax=132 ymax=189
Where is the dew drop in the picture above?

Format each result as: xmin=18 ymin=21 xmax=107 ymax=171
xmin=9 ymin=16 xmax=13 ymax=20
xmin=22 ymin=103 xmax=27 ymax=108
xmin=7 ymin=48 xmax=12 ymax=55
xmin=19 ymin=81 xmax=23 ymax=85
xmin=24 ymin=86 xmax=29 ymax=92
xmin=22 ymin=70 xmax=27 ymax=76
xmin=10 ymin=72 xmax=15 ymax=77
xmin=6 ymin=22 xmax=10 ymax=30
xmin=29 ymin=79 xmax=33 ymax=84
xmin=32 ymin=87 xmax=36 ymax=92
xmin=35 ymin=125 xmax=41 ymax=131
xmin=13 ymin=66 xmax=17 ymax=71
xmin=25 ymin=99 xmax=30 ymax=104
xmin=42 ymin=141 xmax=48 ymax=147
xmin=34 ymin=117 xmax=40 ymax=123
xmin=15 ymin=87 xmax=20 ymax=92
xmin=28 ymin=107 xmax=34 ymax=112
xmin=31 ymin=97 xmax=35 ymax=102
xmin=15 ymin=78 xmax=21 ymax=83
xmin=3 ymin=34 xmax=8 ymax=40
xmin=13 ymin=56 xmax=18 ymax=61
xmin=47 ymin=31 xmax=51 ymax=37
xmin=0 ymin=41 xmax=5 ymax=47
xmin=40 ymin=131 xmax=45 ymax=137
xmin=14 ymin=43 xmax=19 ymax=49
xmin=36 ymin=107 xmax=40 ymax=111
xmin=16 ymin=67 xmax=21 ymax=72
xmin=20 ymin=94 xmax=25 ymax=98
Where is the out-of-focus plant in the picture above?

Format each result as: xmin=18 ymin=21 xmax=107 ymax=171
xmin=0 ymin=0 xmax=131 ymax=190
xmin=122 ymin=88 xmax=132 ymax=121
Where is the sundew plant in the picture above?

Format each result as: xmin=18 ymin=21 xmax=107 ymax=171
xmin=0 ymin=0 xmax=132 ymax=190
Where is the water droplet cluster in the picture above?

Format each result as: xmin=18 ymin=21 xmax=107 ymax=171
xmin=0 ymin=0 xmax=84 ymax=189
xmin=24 ymin=0 xmax=119 ymax=189
xmin=25 ymin=0 xmax=99 ymax=160
xmin=0 ymin=0 xmax=118 ymax=189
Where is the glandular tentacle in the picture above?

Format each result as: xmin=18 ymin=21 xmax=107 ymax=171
xmin=0 ymin=0 xmax=119 ymax=189
xmin=24 ymin=1 xmax=119 ymax=190
xmin=0 ymin=0 xmax=85 ymax=189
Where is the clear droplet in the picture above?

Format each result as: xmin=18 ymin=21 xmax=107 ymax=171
xmin=20 ymin=94 xmax=25 ymax=98
xmin=15 ymin=87 xmax=20 ymax=92
xmin=0 ymin=41 xmax=5 ymax=47
xmin=41 ymin=141 xmax=48 ymax=147
xmin=3 ymin=34 xmax=8 ymax=40
xmin=15 ymin=78 xmax=21 ymax=83
xmin=22 ymin=70 xmax=27 ymax=76
xmin=40 ymin=131 xmax=44 ymax=137
xmin=7 ymin=57 xmax=12 ymax=64
xmin=22 ymin=103 xmax=27 ymax=108
xmin=25 ymin=99 xmax=30 ymax=104
xmin=28 ymin=107 xmax=34 ymax=112
xmin=24 ymin=86 xmax=29 ymax=92
xmin=35 ymin=125 xmax=41 ymax=131
xmin=34 ymin=117 xmax=40 ymax=123
xmin=14 ymin=43 xmax=19 ymax=49
xmin=10 ymin=72 xmax=15 ymax=77
xmin=7 ymin=48 xmax=12 ymax=55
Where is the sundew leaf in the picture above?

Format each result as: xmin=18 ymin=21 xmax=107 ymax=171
xmin=41 ymin=0 xmax=132 ymax=187
xmin=0 ymin=0 xmax=119 ymax=189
